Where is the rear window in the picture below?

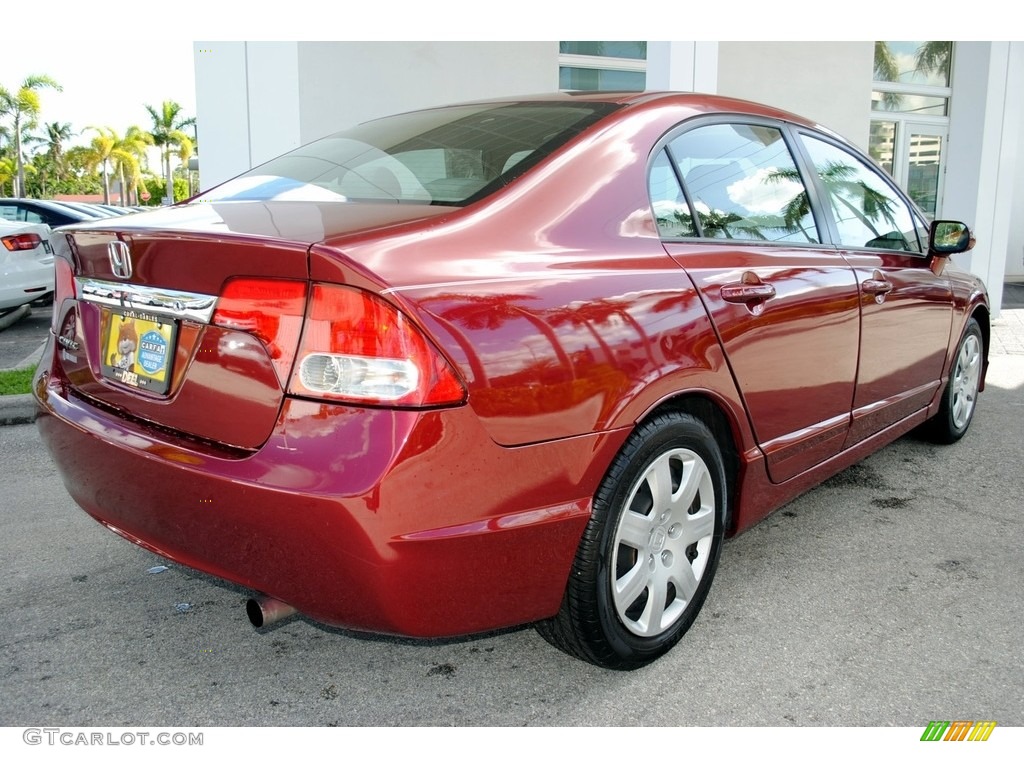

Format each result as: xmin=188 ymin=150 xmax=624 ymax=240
xmin=206 ymin=102 xmax=621 ymax=206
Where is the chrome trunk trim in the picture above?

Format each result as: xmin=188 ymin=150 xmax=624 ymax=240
xmin=76 ymin=278 xmax=217 ymax=323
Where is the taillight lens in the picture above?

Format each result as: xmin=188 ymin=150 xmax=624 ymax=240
xmin=2 ymin=232 xmax=43 ymax=251
xmin=211 ymin=278 xmax=308 ymax=387
xmin=289 ymin=284 xmax=466 ymax=407
xmin=51 ymin=257 xmax=77 ymax=330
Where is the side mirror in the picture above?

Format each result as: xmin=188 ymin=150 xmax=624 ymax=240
xmin=929 ymin=220 xmax=974 ymax=255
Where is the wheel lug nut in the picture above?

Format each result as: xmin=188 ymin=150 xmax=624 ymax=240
xmin=661 ymin=551 xmax=673 ymax=567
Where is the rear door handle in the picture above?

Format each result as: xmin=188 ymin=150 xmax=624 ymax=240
xmin=721 ymin=283 xmax=776 ymax=302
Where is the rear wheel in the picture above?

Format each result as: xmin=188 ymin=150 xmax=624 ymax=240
xmin=538 ymin=411 xmax=727 ymax=669
xmin=926 ymin=318 xmax=983 ymax=444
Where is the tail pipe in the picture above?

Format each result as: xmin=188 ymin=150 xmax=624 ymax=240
xmin=246 ymin=595 xmax=297 ymax=628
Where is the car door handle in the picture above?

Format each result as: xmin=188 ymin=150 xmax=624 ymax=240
xmin=861 ymin=279 xmax=893 ymax=295
xmin=721 ymin=283 xmax=776 ymax=303
xmin=861 ymin=273 xmax=894 ymax=305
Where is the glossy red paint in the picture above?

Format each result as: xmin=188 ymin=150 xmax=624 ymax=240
xmin=34 ymin=93 xmax=989 ymax=659
xmin=35 ymin=384 xmax=630 ymax=635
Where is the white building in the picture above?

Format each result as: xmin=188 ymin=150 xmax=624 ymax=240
xmin=193 ymin=41 xmax=1024 ymax=312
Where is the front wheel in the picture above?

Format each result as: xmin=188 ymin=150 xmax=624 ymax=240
xmin=926 ymin=318 xmax=983 ymax=444
xmin=538 ymin=411 xmax=727 ymax=669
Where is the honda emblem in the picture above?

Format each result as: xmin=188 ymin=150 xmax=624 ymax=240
xmin=108 ymin=241 xmax=132 ymax=279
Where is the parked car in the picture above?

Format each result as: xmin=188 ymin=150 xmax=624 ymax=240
xmin=0 ymin=198 xmax=106 ymax=229
xmin=49 ymin=201 xmax=120 ymax=219
xmin=93 ymin=204 xmax=137 ymax=216
xmin=0 ymin=220 xmax=54 ymax=311
xmin=34 ymin=93 xmax=988 ymax=669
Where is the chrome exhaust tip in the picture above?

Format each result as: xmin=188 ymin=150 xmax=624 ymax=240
xmin=246 ymin=595 xmax=297 ymax=628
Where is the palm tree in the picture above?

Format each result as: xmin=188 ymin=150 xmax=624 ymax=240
xmin=85 ymin=127 xmax=138 ymax=204
xmin=30 ymin=121 xmax=75 ymax=197
xmin=114 ymin=126 xmax=154 ymax=205
xmin=0 ymin=157 xmax=15 ymax=196
xmin=914 ymin=41 xmax=952 ymax=83
xmin=872 ymin=43 xmax=902 ymax=110
xmin=0 ymin=75 xmax=62 ymax=197
xmin=43 ymin=121 xmax=74 ymax=171
xmin=145 ymin=101 xmax=195 ymax=204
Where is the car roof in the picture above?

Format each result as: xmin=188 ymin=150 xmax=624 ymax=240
xmin=421 ymin=91 xmax=823 ymax=128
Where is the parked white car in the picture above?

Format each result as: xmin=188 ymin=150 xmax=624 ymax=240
xmin=0 ymin=220 xmax=54 ymax=311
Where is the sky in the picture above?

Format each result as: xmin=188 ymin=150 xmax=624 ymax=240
xmin=0 ymin=40 xmax=196 ymax=146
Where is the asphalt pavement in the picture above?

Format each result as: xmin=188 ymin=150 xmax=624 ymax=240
xmin=1 ymin=356 xmax=1021 ymax=726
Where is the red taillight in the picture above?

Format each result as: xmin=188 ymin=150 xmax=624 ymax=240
xmin=288 ymin=284 xmax=466 ymax=407
xmin=51 ymin=257 xmax=77 ymax=330
xmin=211 ymin=278 xmax=308 ymax=387
xmin=2 ymin=232 xmax=43 ymax=251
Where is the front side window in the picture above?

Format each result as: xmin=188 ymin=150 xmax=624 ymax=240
xmin=206 ymin=102 xmax=621 ymax=206
xmin=664 ymin=123 xmax=819 ymax=243
xmin=801 ymin=134 xmax=922 ymax=253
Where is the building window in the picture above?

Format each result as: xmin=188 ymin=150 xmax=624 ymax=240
xmin=559 ymin=41 xmax=647 ymax=91
xmin=869 ymin=41 xmax=952 ymax=218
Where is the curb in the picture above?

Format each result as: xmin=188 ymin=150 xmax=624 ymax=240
xmin=1 ymin=336 xmax=45 ymax=427
xmin=0 ymin=394 xmax=37 ymax=426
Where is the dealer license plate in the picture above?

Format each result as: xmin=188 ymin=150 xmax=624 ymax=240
xmin=100 ymin=309 xmax=177 ymax=395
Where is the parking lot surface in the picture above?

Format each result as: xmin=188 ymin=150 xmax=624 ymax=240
xmin=1 ymin=349 xmax=1021 ymax=726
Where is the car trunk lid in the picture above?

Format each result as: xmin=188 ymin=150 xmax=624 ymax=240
xmin=55 ymin=226 xmax=310 ymax=450
xmin=50 ymin=202 xmax=459 ymax=450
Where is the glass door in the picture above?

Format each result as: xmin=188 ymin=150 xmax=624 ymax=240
xmin=869 ymin=120 xmax=946 ymax=219
xmin=901 ymin=123 xmax=945 ymax=218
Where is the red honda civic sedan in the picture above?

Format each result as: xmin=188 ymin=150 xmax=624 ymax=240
xmin=34 ymin=92 xmax=988 ymax=669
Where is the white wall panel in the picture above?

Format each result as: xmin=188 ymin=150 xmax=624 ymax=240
xmin=295 ymin=42 xmax=558 ymax=144
xmin=717 ymin=42 xmax=873 ymax=149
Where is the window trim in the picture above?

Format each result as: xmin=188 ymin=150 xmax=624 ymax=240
xmin=558 ymin=54 xmax=647 ymax=74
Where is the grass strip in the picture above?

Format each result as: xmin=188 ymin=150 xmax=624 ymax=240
xmin=0 ymin=367 xmax=35 ymax=396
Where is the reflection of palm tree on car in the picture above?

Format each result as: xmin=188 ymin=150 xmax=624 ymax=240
xmin=768 ymin=162 xmax=901 ymax=241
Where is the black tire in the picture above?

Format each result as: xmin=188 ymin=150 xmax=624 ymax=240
xmin=538 ymin=411 xmax=727 ymax=669
xmin=925 ymin=318 xmax=983 ymax=444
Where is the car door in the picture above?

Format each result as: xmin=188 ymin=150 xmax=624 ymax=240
xmin=795 ymin=132 xmax=953 ymax=446
xmin=652 ymin=120 xmax=861 ymax=483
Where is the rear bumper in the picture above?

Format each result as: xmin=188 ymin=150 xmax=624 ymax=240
xmin=34 ymin=358 xmax=627 ymax=637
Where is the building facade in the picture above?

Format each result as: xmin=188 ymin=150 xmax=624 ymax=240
xmin=193 ymin=41 xmax=1023 ymax=312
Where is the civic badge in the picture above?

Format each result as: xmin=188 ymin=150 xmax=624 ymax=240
xmin=108 ymin=240 xmax=133 ymax=279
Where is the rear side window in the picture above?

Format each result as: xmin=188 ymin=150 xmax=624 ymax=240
xmin=208 ymin=102 xmax=621 ymax=206
xmin=0 ymin=205 xmax=43 ymax=224
xmin=649 ymin=149 xmax=696 ymax=238
xmin=659 ymin=123 xmax=819 ymax=244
